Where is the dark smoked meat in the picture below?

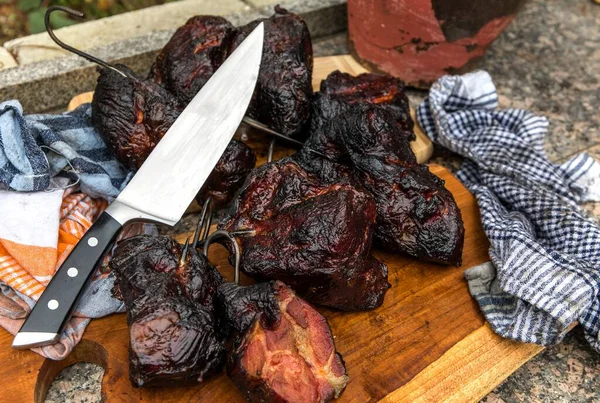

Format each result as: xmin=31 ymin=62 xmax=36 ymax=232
xmin=110 ymin=235 xmax=225 ymax=387
xmin=222 ymin=281 xmax=349 ymax=402
xmin=195 ymin=139 xmax=257 ymax=208
xmin=229 ymin=6 xmax=313 ymax=138
xmin=150 ymin=16 xmax=236 ymax=104
xmin=92 ymin=65 xmax=182 ymax=171
xmin=216 ymin=281 xmax=280 ymax=337
xmin=150 ymin=7 xmax=313 ymax=137
xmin=91 ymin=66 xmax=256 ymax=207
xmin=296 ymin=104 xmax=465 ymax=265
xmin=220 ymin=158 xmax=390 ymax=311
xmin=318 ymin=71 xmax=414 ymax=139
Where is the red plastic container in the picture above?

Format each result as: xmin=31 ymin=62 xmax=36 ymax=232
xmin=348 ymin=0 xmax=526 ymax=87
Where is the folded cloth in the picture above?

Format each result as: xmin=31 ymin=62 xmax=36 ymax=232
xmin=417 ymin=71 xmax=600 ymax=351
xmin=0 ymin=100 xmax=131 ymax=200
xmin=0 ymin=182 xmax=156 ymax=359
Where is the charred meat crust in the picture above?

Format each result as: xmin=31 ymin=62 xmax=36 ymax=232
xmin=150 ymin=16 xmax=236 ymax=104
xmin=229 ymin=6 xmax=313 ymax=138
xmin=150 ymin=7 xmax=313 ymax=138
xmin=318 ymin=71 xmax=415 ymax=140
xmin=91 ymin=66 xmax=256 ymax=208
xmin=112 ymin=236 xmax=351 ymax=399
xmin=296 ymin=103 xmax=465 ymax=265
xmin=195 ymin=139 xmax=257 ymax=208
xmin=220 ymin=158 xmax=390 ymax=311
xmin=216 ymin=281 xmax=280 ymax=337
xmin=225 ymin=281 xmax=349 ymax=403
xmin=91 ymin=65 xmax=183 ymax=171
xmin=110 ymin=235 xmax=225 ymax=387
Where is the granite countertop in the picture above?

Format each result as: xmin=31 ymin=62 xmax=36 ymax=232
xmin=45 ymin=0 xmax=599 ymax=401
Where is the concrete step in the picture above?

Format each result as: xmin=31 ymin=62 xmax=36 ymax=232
xmin=4 ymin=0 xmax=250 ymax=66
xmin=0 ymin=0 xmax=347 ymax=113
xmin=0 ymin=48 xmax=18 ymax=70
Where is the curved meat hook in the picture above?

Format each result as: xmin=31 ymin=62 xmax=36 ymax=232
xmin=45 ymin=6 xmax=134 ymax=79
xmin=202 ymin=230 xmax=241 ymax=284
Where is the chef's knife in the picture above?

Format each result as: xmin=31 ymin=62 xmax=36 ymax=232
xmin=12 ymin=23 xmax=264 ymax=349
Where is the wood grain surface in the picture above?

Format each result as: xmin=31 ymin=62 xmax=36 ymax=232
xmin=0 ymin=165 xmax=543 ymax=403
xmin=0 ymin=55 xmax=543 ymax=402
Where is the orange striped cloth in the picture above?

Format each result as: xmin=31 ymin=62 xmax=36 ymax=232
xmin=0 ymin=183 xmax=152 ymax=359
xmin=0 ymin=188 xmax=107 ymax=300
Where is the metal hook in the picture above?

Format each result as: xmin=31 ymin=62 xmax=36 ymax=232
xmin=202 ymin=230 xmax=241 ymax=284
xmin=45 ymin=6 xmax=133 ymax=79
xmin=242 ymin=117 xmax=305 ymax=147
xmin=179 ymin=237 xmax=190 ymax=266
xmin=267 ymin=138 xmax=276 ymax=163
xmin=192 ymin=197 xmax=213 ymax=248
xmin=246 ymin=120 xmax=329 ymax=161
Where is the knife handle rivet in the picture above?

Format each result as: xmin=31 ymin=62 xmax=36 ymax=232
xmin=48 ymin=300 xmax=59 ymax=310
xmin=67 ymin=267 xmax=78 ymax=277
xmin=87 ymin=237 xmax=99 ymax=247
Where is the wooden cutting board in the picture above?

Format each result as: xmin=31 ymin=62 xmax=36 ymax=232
xmin=0 ymin=55 xmax=543 ymax=403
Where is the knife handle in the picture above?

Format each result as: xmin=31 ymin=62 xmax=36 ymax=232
xmin=13 ymin=211 xmax=122 ymax=348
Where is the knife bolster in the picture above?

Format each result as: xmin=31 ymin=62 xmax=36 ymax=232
xmin=105 ymin=200 xmax=179 ymax=226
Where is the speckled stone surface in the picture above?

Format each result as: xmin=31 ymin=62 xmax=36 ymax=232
xmin=43 ymin=0 xmax=600 ymax=401
xmin=481 ymin=0 xmax=600 ymax=164
xmin=482 ymin=326 xmax=600 ymax=403
xmin=45 ymin=363 xmax=104 ymax=403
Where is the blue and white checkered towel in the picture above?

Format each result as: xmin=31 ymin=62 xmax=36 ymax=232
xmin=0 ymin=100 xmax=131 ymax=200
xmin=417 ymin=71 xmax=600 ymax=351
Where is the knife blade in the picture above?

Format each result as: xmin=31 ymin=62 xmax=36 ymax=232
xmin=12 ymin=22 xmax=264 ymax=349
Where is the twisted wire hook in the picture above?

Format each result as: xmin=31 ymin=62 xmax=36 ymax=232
xmin=45 ymin=6 xmax=134 ymax=79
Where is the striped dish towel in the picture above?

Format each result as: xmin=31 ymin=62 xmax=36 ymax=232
xmin=0 ymin=100 xmax=131 ymax=200
xmin=0 ymin=182 xmax=155 ymax=359
xmin=417 ymin=71 xmax=600 ymax=351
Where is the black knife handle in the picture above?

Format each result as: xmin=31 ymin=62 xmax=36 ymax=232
xmin=17 ymin=211 xmax=122 ymax=335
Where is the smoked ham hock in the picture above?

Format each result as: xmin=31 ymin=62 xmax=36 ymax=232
xmin=219 ymin=281 xmax=349 ymax=402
